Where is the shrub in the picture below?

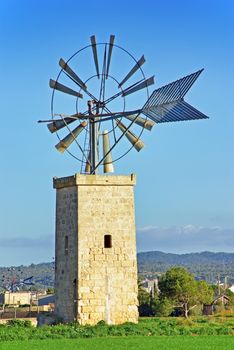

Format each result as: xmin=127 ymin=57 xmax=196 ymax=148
xmin=7 ymin=319 xmax=32 ymax=328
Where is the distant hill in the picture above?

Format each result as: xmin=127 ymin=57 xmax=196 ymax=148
xmin=138 ymin=251 xmax=234 ymax=265
xmin=137 ymin=251 xmax=234 ymax=283
xmin=0 ymin=262 xmax=54 ymax=291
xmin=1 ymin=251 xmax=233 ymax=290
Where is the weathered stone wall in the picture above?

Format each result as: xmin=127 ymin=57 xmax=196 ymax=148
xmin=54 ymin=174 xmax=138 ymax=325
xmin=54 ymin=185 xmax=78 ymax=322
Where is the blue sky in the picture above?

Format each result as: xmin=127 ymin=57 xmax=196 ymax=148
xmin=0 ymin=0 xmax=233 ymax=265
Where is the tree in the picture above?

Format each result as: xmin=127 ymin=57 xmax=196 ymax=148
xmin=46 ymin=287 xmax=55 ymax=294
xmin=138 ymin=279 xmax=153 ymax=316
xmin=152 ymin=297 xmax=174 ymax=316
xmin=158 ymin=267 xmax=213 ymax=318
xmin=197 ymin=280 xmax=213 ymax=304
xmin=223 ymin=289 xmax=234 ymax=308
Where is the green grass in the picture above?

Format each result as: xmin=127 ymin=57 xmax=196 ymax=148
xmin=0 ymin=336 xmax=234 ymax=350
xmin=0 ymin=316 xmax=233 ymax=350
xmin=0 ymin=316 xmax=233 ymax=341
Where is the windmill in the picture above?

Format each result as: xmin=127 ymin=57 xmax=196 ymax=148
xmin=38 ymin=35 xmax=208 ymax=325
xmin=38 ymin=35 xmax=208 ymax=174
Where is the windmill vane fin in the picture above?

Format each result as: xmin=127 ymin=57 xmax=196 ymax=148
xmin=142 ymin=100 xmax=208 ymax=123
xmin=143 ymin=69 xmax=204 ymax=109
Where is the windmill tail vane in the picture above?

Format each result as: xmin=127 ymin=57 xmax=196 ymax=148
xmin=38 ymin=35 xmax=209 ymax=174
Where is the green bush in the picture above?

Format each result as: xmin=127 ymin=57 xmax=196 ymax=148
xmin=194 ymin=318 xmax=208 ymax=324
xmin=7 ymin=319 xmax=32 ymax=328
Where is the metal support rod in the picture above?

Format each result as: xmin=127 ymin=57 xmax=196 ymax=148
xmin=91 ymin=111 xmax=142 ymax=174
xmin=88 ymin=101 xmax=96 ymax=174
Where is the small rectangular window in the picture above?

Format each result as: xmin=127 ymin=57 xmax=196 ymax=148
xmin=104 ymin=234 xmax=112 ymax=248
xmin=65 ymin=236 xmax=68 ymax=255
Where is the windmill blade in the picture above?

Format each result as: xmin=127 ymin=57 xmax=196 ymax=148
xmin=119 ymin=55 xmax=146 ymax=88
xmin=124 ymin=114 xmax=155 ymax=131
xmin=90 ymin=35 xmax=100 ymax=78
xmin=122 ymin=76 xmax=154 ymax=97
xmin=47 ymin=117 xmax=75 ymax=133
xmin=55 ymin=121 xmax=87 ymax=153
xmin=49 ymin=79 xmax=83 ymax=98
xmin=47 ymin=113 xmax=85 ymax=133
xmin=59 ymin=58 xmax=87 ymax=90
xmin=142 ymin=100 xmax=209 ymax=123
xmin=143 ymin=69 xmax=204 ymax=108
xmin=106 ymin=35 xmax=115 ymax=79
xmin=116 ymin=120 xmax=144 ymax=151
xmin=102 ymin=130 xmax=114 ymax=173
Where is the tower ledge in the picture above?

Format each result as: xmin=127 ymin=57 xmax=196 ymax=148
xmin=53 ymin=173 xmax=136 ymax=189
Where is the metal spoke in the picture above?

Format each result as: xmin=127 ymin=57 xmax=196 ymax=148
xmin=59 ymin=60 xmax=100 ymax=102
xmin=61 ymin=117 xmax=89 ymax=163
xmin=100 ymin=104 xmax=117 ymax=142
xmin=99 ymin=45 xmax=107 ymax=105
xmin=96 ymin=45 xmax=107 ymax=151
xmin=122 ymin=76 xmax=154 ymax=96
xmin=111 ymin=117 xmax=117 ymax=143
xmin=59 ymin=58 xmax=87 ymax=89
xmin=91 ymin=112 xmax=142 ymax=174
xmin=55 ymin=122 xmax=87 ymax=153
xmin=104 ymin=78 xmax=145 ymax=106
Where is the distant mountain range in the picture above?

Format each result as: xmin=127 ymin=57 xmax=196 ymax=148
xmin=0 ymin=251 xmax=233 ymax=289
xmin=137 ymin=251 xmax=234 ymax=283
xmin=138 ymin=251 xmax=234 ymax=266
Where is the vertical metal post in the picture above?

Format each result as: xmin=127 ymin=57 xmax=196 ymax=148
xmin=88 ymin=101 xmax=99 ymax=174
xmin=88 ymin=100 xmax=96 ymax=174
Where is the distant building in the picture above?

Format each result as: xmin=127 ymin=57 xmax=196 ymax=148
xmin=141 ymin=278 xmax=159 ymax=296
xmin=203 ymin=294 xmax=230 ymax=315
xmin=0 ymin=291 xmax=32 ymax=305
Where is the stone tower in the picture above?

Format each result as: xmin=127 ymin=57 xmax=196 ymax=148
xmin=54 ymin=173 xmax=138 ymax=325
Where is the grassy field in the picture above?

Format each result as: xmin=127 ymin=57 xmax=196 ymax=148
xmin=0 ymin=316 xmax=233 ymax=349
xmin=0 ymin=336 xmax=234 ymax=350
